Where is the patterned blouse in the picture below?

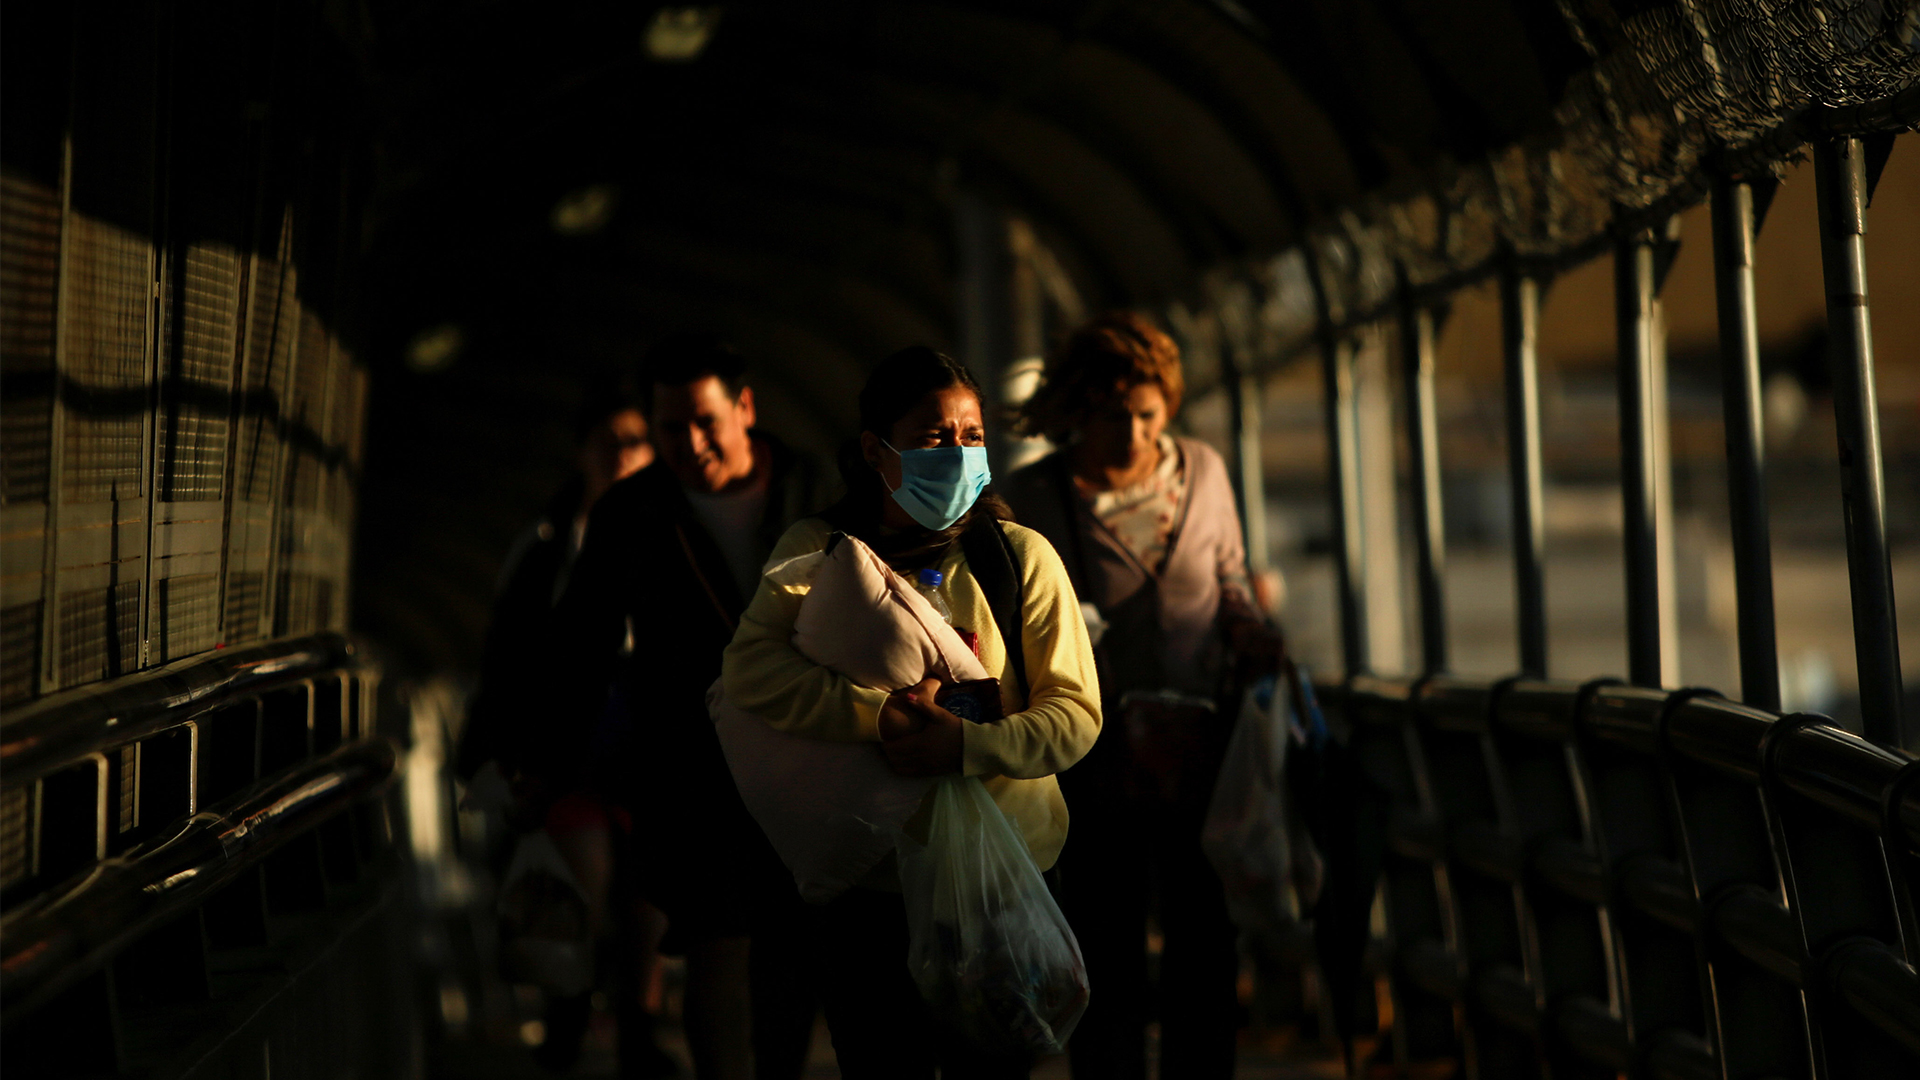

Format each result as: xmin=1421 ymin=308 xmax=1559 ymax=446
xmin=1077 ymin=435 xmax=1187 ymax=573
xmin=1076 ymin=434 xmax=1259 ymax=618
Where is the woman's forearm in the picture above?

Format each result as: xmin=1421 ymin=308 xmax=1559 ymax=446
xmin=722 ymin=610 xmax=890 ymax=741
xmin=961 ymin=691 xmax=1100 ymax=779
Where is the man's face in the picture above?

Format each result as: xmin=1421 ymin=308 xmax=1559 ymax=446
xmin=652 ymin=376 xmax=757 ymax=492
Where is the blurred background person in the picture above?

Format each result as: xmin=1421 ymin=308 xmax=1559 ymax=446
xmin=1005 ymin=313 xmax=1283 ymax=1080
xmin=455 ymin=376 xmax=676 ymax=1077
xmin=541 ymin=336 xmax=829 ymax=1080
xmin=460 ymin=375 xmax=653 ymax=783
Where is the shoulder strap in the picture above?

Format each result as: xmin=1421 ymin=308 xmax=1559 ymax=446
xmin=960 ymin=516 xmax=1027 ymax=702
xmin=674 ymin=520 xmax=738 ymax=633
xmin=1159 ymin=438 xmax=1197 ymax=568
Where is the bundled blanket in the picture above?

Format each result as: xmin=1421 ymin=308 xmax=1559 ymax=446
xmin=708 ymin=532 xmax=989 ymax=902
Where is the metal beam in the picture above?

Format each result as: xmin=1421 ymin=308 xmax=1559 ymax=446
xmin=1615 ymin=222 xmax=1679 ymax=689
xmin=1223 ymin=347 xmax=1269 ymax=575
xmin=1401 ymin=289 xmax=1448 ymax=675
xmin=1501 ymin=260 xmax=1547 ymax=678
xmin=1709 ymin=174 xmax=1780 ymax=712
xmin=953 ymin=192 xmax=1016 ymax=478
xmin=1323 ymin=332 xmax=1368 ymax=675
xmin=1813 ymin=137 xmax=1907 ymax=749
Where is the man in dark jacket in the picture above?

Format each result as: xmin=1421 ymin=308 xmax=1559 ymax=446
xmin=541 ymin=335 xmax=829 ymax=1080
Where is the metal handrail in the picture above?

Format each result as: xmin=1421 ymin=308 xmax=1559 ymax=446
xmin=0 ymin=736 xmax=398 ymax=1020
xmin=0 ymin=633 xmax=358 ymax=784
xmin=1322 ymin=675 xmax=1920 ymax=1068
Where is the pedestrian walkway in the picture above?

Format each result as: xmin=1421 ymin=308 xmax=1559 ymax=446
xmin=434 ymin=1012 xmax=1351 ymax=1080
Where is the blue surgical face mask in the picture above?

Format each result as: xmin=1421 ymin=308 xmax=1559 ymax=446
xmin=881 ymin=440 xmax=992 ymax=531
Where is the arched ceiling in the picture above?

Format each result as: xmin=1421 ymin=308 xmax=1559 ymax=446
xmin=348 ymin=0 xmax=1597 ymax=671
xmin=361 ymin=0 xmax=1585 ymax=359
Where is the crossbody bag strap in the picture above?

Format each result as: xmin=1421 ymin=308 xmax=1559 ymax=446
xmin=674 ymin=520 xmax=738 ymax=634
xmin=960 ymin=516 xmax=1027 ymax=703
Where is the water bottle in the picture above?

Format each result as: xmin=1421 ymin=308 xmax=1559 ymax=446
xmin=914 ymin=568 xmax=953 ymax=624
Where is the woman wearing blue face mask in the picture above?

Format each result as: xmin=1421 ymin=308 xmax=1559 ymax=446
xmin=721 ymin=346 xmax=1101 ymax=1079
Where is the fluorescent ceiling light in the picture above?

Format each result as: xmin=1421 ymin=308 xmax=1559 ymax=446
xmin=407 ymin=324 xmax=464 ymax=373
xmin=645 ymin=7 xmax=721 ymax=62
xmin=551 ymin=183 xmax=620 ymax=236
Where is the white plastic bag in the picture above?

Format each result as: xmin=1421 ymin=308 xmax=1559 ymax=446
xmin=711 ymin=533 xmax=991 ymax=902
xmin=898 ymin=777 xmax=1090 ymax=1055
xmin=1201 ymin=672 xmax=1309 ymax=945
xmin=496 ymin=829 xmax=593 ymax=996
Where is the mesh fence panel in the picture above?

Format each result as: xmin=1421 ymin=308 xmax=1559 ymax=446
xmin=1245 ymin=0 xmax=1920 ymax=335
xmin=60 ymin=215 xmax=150 ymax=504
xmin=160 ymin=242 xmax=241 ymax=502
xmin=0 ymin=173 xmax=60 ymax=507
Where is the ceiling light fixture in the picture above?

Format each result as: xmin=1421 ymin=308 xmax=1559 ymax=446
xmin=551 ymin=183 xmax=620 ymax=236
xmin=644 ymin=7 xmax=721 ymax=62
xmin=406 ymin=324 xmax=464 ymax=373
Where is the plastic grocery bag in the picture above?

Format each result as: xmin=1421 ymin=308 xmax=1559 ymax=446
xmin=711 ymin=533 xmax=991 ymax=902
xmin=898 ymin=776 xmax=1090 ymax=1055
xmin=1201 ymin=669 xmax=1318 ymax=948
xmin=497 ymin=829 xmax=593 ymax=996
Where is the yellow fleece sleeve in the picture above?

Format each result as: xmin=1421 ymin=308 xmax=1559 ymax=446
xmin=720 ymin=519 xmax=890 ymax=742
xmin=961 ymin=524 xmax=1103 ymax=780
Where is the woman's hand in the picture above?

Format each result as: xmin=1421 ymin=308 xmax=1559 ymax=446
xmin=879 ymin=680 xmax=966 ymax=777
xmin=1229 ymin=617 xmax=1285 ymax=680
xmin=878 ymin=677 xmax=942 ymax=740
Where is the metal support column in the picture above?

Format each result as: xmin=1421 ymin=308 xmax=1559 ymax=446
xmin=1813 ymin=137 xmax=1907 ymax=749
xmin=953 ymin=193 xmax=1015 ymax=478
xmin=1224 ymin=352 xmax=1269 ymax=575
xmin=1616 ymin=223 xmax=1679 ymax=689
xmin=1355 ymin=328 xmax=1406 ymax=672
xmin=1323 ymin=332 xmax=1369 ymax=676
xmin=1400 ymin=293 xmax=1448 ymax=674
xmin=1501 ymin=261 xmax=1547 ymax=677
xmin=1709 ymin=174 xmax=1781 ymax=712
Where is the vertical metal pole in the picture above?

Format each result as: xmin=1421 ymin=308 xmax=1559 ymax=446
xmin=1710 ymin=175 xmax=1781 ymax=712
xmin=1323 ymin=333 xmax=1369 ymax=675
xmin=1616 ymin=224 xmax=1677 ymax=689
xmin=39 ymin=136 xmax=75 ymax=691
xmin=1355 ymin=328 xmax=1406 ymax=672
xmin=1814 ymin=137 xmax=1907 ymax=749
xmin=1501 ymin=261 xmax=1548 ymax=677
xmin=1224 ymin=349 xmax=1270 ymax=573
xmin=954 ymin=193 xmax=1014 ymax=478
xmin=1400 ymin=294 xmax=1448 ymax=674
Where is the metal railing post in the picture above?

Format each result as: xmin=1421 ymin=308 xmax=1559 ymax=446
xmin=1323 ymin=332 xmax=1369 ymax=676
xmin=1225 ymin=352 xmax=1270 ymax=576
xmin=1813 ymin=136 xmax=1908 ymax=750
xmin=1500 ymin=259 xmax=1547 ymax=677
xmin=1615 ymin=222 xmax=1679 ymax=689
xmin=1400 ymin=289 xmax=1448 ymax=674
xmin=1709 ymin=174 xmax=1782 ymax=712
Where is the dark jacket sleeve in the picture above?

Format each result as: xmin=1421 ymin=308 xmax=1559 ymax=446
xmin=523 ymin=486 xmax=639 ymax=778
xmin=457 ymin=522 xmax=564 ymax=779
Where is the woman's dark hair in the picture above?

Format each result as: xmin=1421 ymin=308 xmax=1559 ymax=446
xmin=638 ymin=333 xmax=749 ymax=411
xmin=828 ymin=345 xmax=1010 ymax=566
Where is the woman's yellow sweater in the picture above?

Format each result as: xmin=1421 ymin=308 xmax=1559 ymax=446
xmin=720 ymin=516 xmax=1102 ymax=871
